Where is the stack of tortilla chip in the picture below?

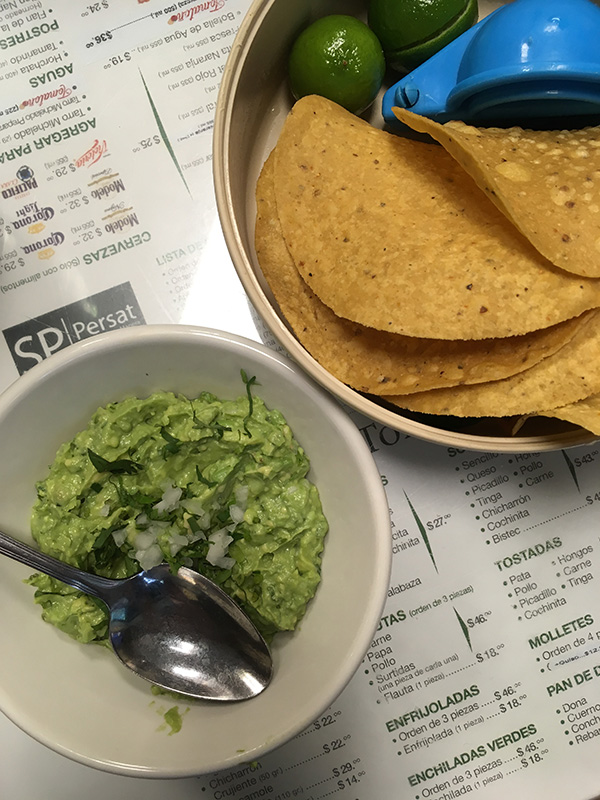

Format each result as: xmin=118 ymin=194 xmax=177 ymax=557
xmin=254 ymin=94 xmax=600 ymax=437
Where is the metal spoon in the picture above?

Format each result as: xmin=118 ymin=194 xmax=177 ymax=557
xmin=0 ymin=529 xmax=272 ymax=701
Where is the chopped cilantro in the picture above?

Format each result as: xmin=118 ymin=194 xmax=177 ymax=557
xmin=92 ymin=528 xmax=114 ymax=551
xmin=88 ymin=449 xmax=142 ymax=475
xmin=241 ymin=369 xmax=258 ymax=437
xmin=188 ymin=517 xmax=202 ymax=535
xmin=195 ymin=465 xmax=217 ymax=487
xmin=160 ymin=427 xmax=182 ymax=455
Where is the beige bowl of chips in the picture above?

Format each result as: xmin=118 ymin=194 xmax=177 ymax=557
xmin=214 ymin=0 xmax=600 ymax=452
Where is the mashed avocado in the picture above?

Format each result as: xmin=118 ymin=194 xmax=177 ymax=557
xmin=28 ymin=377 xmax=328 ymax=642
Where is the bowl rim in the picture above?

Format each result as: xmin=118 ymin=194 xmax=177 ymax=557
xmin=0 ymin=323 xmax=393 ymax=777
xmin=212 ymin=0 xmax=598 ymax=455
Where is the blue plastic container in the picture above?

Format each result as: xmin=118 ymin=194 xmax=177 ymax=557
xmin=382 ymin=0 xmax=600 ymax=126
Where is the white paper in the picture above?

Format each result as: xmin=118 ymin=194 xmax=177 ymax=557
xmin=1 ymin=1 xmax=600 ymax=799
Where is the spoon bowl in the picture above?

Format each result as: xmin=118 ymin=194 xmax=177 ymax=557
xmin=0 ymin=529 xmax=272 ymax=701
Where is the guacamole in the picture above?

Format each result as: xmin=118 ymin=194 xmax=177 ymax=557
xmin=29 ymin=379 xmax=328 ymax=642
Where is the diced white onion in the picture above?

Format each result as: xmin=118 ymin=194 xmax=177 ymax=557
xmin=181 ymin=497 xmax=205 ymax=515
xmin=147 ymin=520 xmax=170 ymax=536
xmin=215 ymin=555 xmax=236 ymax=570
xmin=135 ymin=529 xmax=158 ymax=550
xmin=99 ymin=503 xmax=111 ymax=517
xmin=181 ymin=499 xmax=211 ymax=530
xmin=169 ymin=533 xmax=189 ymax=556
xmin=209 ymin=528 xmax=233 ymax=547
xmin=135 ymin=543 xmax=163 ymax=571
xmin=226 ymin=485 xmax=248 ymax=527
xmin=229 ymin=504 xmax=245 ymax=524
xmin=197 ymin=513 xmax=211 ymax=531
xmin=206 ymin=528 xmax=234 ymax=567
xmin=111 ymin=528 xmax=127 ymax=547
xmin=234 ymin=485 xmax=249 ymax=506
xmin=153 ymin=485 xmax=182 ymax=513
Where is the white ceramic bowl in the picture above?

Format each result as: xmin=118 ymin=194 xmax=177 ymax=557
xmin=0 ymin=325 xmax=391 ymax=777
xmin=213 ymin=0 xmax=597 ymax=453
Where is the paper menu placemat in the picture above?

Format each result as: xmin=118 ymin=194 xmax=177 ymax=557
xmin=191 ymin=426 xmax=600 ymax=800
xmin=3 ymin=428 xmax=600 ymax=800
xmin=0 ymin=0 xmax=258 ymax=386
xmin=2 ymin=1 xmax=600 ymax=798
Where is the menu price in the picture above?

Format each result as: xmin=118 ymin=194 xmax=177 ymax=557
xmin=151 ymin=420 xmax=592 ymax=800
xmin=0 ymin=0 xmax=253 ymax=385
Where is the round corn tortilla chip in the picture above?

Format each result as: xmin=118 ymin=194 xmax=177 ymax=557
xmin=383 ymin=310 xmax=600 ymax=417
xmin=256 ymin=150 xmax=588 ymax=395
xmin=540 ymin=394 xmax=600 ymax=436
xmin=273 ymin=95 xmax=600 ymax=340
xmin=393 ymin=108 xmax=600 ymax=278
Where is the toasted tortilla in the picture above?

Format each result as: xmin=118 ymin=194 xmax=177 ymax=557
xmin=393 ymin=108 xmax=600 ymax=278
xmin=540 ymin=394 xmax=600 ymax=436
xmin=256 ymin=150 xmax=586 ymax=395
xmin=273 ymin=96 xmax=600 ymax=340
xmin=383 ymin=310 xmax=600 ymax=417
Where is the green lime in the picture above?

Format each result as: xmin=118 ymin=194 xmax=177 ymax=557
xmin=368 ymin=0 xmax=478 ymax=73
xmin=288 ymin=14 xmax=386 ymax=115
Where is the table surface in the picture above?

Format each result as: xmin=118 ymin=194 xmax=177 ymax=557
xmin=2 ymin=1 xmax=600 ymax=799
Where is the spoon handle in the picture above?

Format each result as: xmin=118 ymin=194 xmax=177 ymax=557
xmin=0 ymin=529 xmax=116 ymax=602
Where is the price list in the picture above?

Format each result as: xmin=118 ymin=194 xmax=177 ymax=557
xmin=197 ymin=419 xmax=600 ymax=800
xmin=0 ymin=0 xmax=254 ymax=385
xmin=193 ymin=705 xmax=367 ymax=800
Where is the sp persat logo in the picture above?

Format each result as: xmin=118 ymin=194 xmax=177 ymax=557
xmin=3 ymin=282 xmax=145 ymax=375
